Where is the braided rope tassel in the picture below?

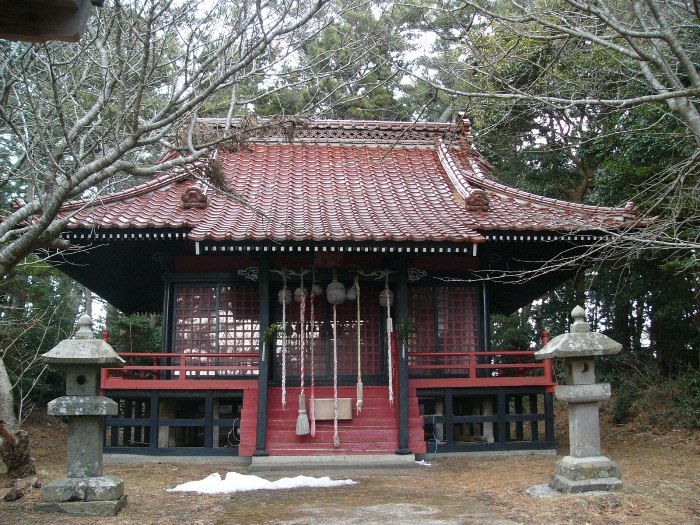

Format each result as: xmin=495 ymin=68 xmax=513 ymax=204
xmin=333 ymin=302 xmax=340 ymax=448
xmin=386 ymin=273 xmax=394 ymax=407
xmin=296 ymin=274 xmax=310 ymax=436
xmin=299 ymin=281 xmax=306 ymax=396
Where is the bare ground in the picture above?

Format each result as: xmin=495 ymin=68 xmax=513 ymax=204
xmin=1 ymin=408 xmax=698 ymax=525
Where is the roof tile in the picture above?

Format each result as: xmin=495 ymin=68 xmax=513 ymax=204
xmin=60 ymin=120 xmax=638 ymax=243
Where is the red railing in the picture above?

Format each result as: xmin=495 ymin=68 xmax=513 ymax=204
xmin=408 ymin=349 xmax=554 ymax=387
xmin=101 ymin=348 xmax=553 ymax=390
xmin=101 ymin=351 xmax=260 ymax=390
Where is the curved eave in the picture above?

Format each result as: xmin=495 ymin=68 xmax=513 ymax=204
xmin=437 ymin=137 xmax=640 ymax=228
xmin=58 ymin=154 xmax=212 ymax=215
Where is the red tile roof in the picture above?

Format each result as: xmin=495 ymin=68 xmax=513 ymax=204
xmin=60 ymin=119 xmax=639 ymax=244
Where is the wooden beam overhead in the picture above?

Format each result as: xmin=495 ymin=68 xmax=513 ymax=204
xmin=0 ymin=0 xmax=101 ymax=43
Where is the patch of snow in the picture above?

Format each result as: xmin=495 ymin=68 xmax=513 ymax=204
xmin=415 ymin=460 xmax=432 ymax=467
xmin=525 ymin=484 xmax=560 ymax=498
xmin=525 ymin=483 xmax=617 ymax=499
xmin=166 ymin=472 xmax=356 ymax=494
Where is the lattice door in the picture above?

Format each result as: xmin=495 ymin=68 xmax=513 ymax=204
xmin=272 ymin=284 xmax=385 ymax=384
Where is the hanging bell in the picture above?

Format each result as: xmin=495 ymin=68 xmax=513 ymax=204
xmin=294 ymin=286 xmax=307 ymax=303
xmin=379 ymin=289 xmax=394 ymax=308
xmin=345 ymin=283 xmax=357 ymax=301
xmin=326 ymin=277 xmax=346 ymax=305
xmin=278 ymin=287 xmax=292 ymax=305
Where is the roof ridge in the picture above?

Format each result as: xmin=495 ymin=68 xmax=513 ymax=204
xmin=197 ymin=117 xmax=460 ymax=132
xmin=436 ymin=138 xmax=638 ymax=220
xmin=59 ymin=172 xmax=187 ymax=212
xmin=58 ymin=158 xmax=211 ymax=212
xmin=194 ymin=117 xmax=467 ymax=147
xmin=436 ymin=136 xmax=490 ymax=211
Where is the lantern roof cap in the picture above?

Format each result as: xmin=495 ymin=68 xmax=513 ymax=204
xmin=535 ymin=306 xmax=622 ymax=359
xmin=42 ymin=315 xmax=125 ymax=367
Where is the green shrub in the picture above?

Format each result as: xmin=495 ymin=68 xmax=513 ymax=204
xmin=672 ymin=369 xmax=700 ymax=430
xmin=611 ymin=384 xmax=637 ymax=425
xmin=609 ymin=356 xmax=700 ymax=432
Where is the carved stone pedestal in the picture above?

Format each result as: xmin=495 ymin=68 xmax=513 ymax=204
xmin=550 ymin=456 xmax=622 ymax=493
xmin=535 ymin=306 xmax=623 ymax=493
xmin=38 ymin=315 xmax=126 ymax=516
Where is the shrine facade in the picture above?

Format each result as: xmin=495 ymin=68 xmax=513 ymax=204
xmin=50 ymin=117 xmax=638 ymax=457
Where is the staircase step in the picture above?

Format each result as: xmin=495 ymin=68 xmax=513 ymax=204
xmin=250 ymin=453 xmax=416 ymax=469
xmin=253 ymin=385 xmax=427 ymax=456
xmin=269 ymin=404 xmax=395 ymax=411
xmin=268 ymin=423 xmax=395 ymax=431
xmin=267 ymin=429 xmax=397 ymax=442
xmin=264 ymin=444 xmax=399 ymax=455
xmin=266 ymin=388 xmax=394 ymax=399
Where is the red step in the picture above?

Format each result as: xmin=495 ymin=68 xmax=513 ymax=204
xmin=239 ymin=385 xmax=427 ymax=456
xmin=263 ymin=386 xmax=400 ymax=455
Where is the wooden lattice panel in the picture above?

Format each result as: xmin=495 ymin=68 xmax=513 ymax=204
xmin=272 ymin=284 xmax=383 ymax=382
xmin=407 ymin=286 xmax=480 ymax=375
xmin=173 ymin=284 xmax=260 ymax=376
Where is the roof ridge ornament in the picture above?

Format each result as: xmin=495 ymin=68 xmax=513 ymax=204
xmin=463 ymin=188 xmax=489 ymax=211
xmin=438 ymin=135 xmax=641 ymax=221
xmin=455 ymin=110 xmax=471 ymax=136
xmin=623 ymin=201 xmax=639 ymax=219
xmin=181 ymin=182 xmax=207 ymax=209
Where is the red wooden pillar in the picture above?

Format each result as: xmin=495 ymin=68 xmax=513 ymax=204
xmin=542 ymin=329 xmax=553 ymax=383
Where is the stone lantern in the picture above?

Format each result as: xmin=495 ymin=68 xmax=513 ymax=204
xmin=535 ymin=306 xmax=623 ymax=493
xmin=38 ymin=315 xmax=127 ymax=516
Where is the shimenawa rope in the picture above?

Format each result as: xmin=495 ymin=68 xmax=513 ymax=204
xmin=296 ymin=272 xmax=310 ymax=435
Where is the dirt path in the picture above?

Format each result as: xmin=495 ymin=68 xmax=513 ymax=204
xmin=219 ymin=467 xmax=521 ymax=525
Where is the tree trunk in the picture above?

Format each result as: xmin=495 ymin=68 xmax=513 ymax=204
xmin=612 ymin=297 xmax=632 ymax=352
xmin=85 ymin=288 xmax=93 ymax=318
xmin=0 ymin=421 xmax=36 ymax=479
xmin=0 ymin=356 xmax=17 ymax=432
xmin=3 ymin=477 xmax=41 ymax=502
xmin=572 ymin=269 xmax=586 ymax=308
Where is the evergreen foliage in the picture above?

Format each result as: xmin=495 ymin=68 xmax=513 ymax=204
xmin=0 ymin=258 xmax=83 ymax=421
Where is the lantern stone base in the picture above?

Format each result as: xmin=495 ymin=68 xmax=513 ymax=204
xmin=37 ymin=495 xmax=127 ymax=516
xmin=38 ymin=476 xmax=126 ymax=516
xmin=549 ymin=456 xmax=622 ymax=493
